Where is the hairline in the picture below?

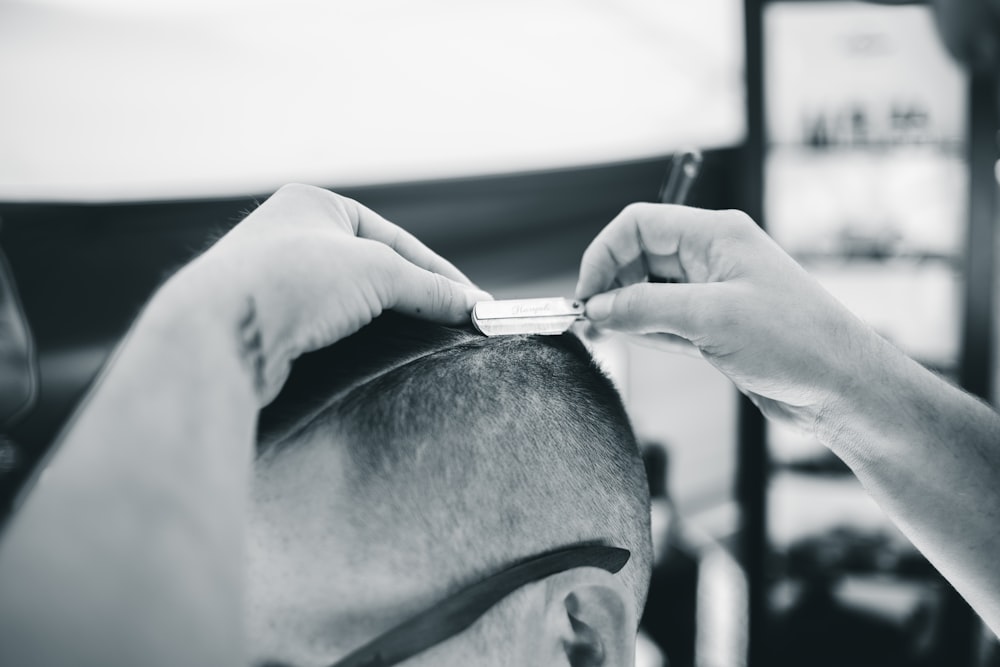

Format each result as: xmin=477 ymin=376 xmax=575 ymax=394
xmin=263 ymin=328 xmax=490 ymax=459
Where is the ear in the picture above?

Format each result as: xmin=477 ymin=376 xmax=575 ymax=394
xmin=539 ymin=567 xmax=637 ymax=667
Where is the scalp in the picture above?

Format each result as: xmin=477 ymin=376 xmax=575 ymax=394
xmin=257 ymin=311 xmax=652 ymax=614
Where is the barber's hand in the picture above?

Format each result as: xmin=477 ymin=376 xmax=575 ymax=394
xmin=170 ymin=183 xmax=491 ymax=405
xmin=576 ymin=203 xmax=881 ymax=432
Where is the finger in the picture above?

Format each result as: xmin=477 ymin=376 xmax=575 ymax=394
xmin=571 ymin=319 xmax=612 ymax=344
xmin=614 ymin=254 xmax=650 ymax=288
xmin=575 ymin=320 xmax=701 ymax=358
xmin=583 ymin=282 xmax=721 ymax=340
xmin=249 ymin=183 xmax=355 ymax=231
xmin=382 ymin=254 xmax=493 ymax=325
xmin=623 ymin=332 xmax=703 ymax=359
xmin=341 ymin=196 xmax=476 ymax=287
xmin=256 ymin=186 xmax=479 ymax=287
xmin=575 ymin=203 xmax=726 ymax=300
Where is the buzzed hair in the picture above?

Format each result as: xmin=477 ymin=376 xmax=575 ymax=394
xmin=258 ymin=312 xmax=652 ymax=616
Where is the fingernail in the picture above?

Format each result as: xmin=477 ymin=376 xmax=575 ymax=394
xmin=585 ymin=293 xmax=614 ymax=322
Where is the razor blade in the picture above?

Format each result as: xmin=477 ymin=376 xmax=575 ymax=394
xmin=472 ymin=297 xmax=585 ymax=336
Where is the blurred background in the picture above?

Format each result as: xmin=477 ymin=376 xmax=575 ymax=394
xmin=0 ymin=0 xmax=998 ymax=665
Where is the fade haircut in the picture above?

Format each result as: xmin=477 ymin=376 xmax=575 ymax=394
xmin=258 ymin=312 xmax=652 ymax=618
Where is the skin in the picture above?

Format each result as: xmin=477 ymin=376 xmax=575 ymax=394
xmin=2 ymin=188 xmax=995 ymax=663
xmin=576 ymin=203 xmax=1000 ymax=637
xmin=246 ymin=428 xmax=636 ymax=666
xmin=0 ymin=184 xmax=633 ymax=667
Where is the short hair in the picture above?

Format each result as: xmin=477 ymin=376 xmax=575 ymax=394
xmin=258 ymin=312 xmax=652 ymax=617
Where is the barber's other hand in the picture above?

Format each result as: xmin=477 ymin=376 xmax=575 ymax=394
xmin=167 ymin=184 xmax=490 ymax=405
xmin=576 ymin=203 xmax=880 ymax=432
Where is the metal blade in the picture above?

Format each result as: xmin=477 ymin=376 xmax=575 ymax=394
xmin=472 ymin=298 xmax=585 ymax=336
xmin=473 ymin=315 xmax=582 ymax=337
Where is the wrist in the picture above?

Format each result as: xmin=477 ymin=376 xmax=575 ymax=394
xmin=813 ymin=329 xmax=930 ymax=474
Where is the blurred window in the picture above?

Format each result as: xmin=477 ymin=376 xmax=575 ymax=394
xmin=0 ymin=0 xmax=744 ymax=201
xmin=762 ymin=5 xmax=969 ymax=663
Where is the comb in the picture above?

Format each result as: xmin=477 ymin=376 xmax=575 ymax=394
xmin=472 ymin=297 xmax=585 ymax=336
xmin=657 ymin=148 xmax=703 ymax=205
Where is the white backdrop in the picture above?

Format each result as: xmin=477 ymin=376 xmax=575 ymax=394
xmin=0 ymin=0 xmax=745 ymax=201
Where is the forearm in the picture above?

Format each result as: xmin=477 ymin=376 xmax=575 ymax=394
xmin=0 ymin=262 xmax=258 ymax=667
xmin=818 ymin=334 xmax=1000 ymax=635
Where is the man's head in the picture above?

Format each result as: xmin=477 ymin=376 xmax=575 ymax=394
xmin=247 ymin=313 xmax=652 ymax=667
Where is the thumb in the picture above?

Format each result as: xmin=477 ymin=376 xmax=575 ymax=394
xmin=583 ymin=282 xmax=718 ymax=340
xmin=387 ymin=259 xmax=493 ymax=325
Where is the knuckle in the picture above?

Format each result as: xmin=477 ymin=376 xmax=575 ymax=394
xmin=622 ymin=201 xmax=643 ymax=216
xmin=274 ymin=182 xmax=320 ymax=200
xmin=636 ymin=211 xmax=665 ymax=246
xmin=681 ymin=286 xmax=725 ymax=336
xmin=363 ymin=238 xmax=398 ymax=265
xmin=335 ymin=194 xmax=361 ymax=223
xmin=623 ymin=201 xmax=655 ymax=219
xmin=717 ymin=209 xmax=757 ymax=237
xmin=617 ymin=284 xmax=650 ymax=321
xmin=273 ymin=183 xmax=344 ymax=216
xmin=424 ymin=271 xmax=454 ymax=313
xmin=435 ymin=272 xmax=455 ymax=308
xmin=353 ymin=237 xmax=396 ymax=274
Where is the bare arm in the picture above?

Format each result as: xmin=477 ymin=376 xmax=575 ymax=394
xmin=0 ymin=185 xmax=490 ymax=667
xmin=576 ymin=203 xmax=1000 ymax=636
xmin=820 ymin=331 xmax=1000 ymax=632
xmin=0 ymin=269 xmax=256 ymax=667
